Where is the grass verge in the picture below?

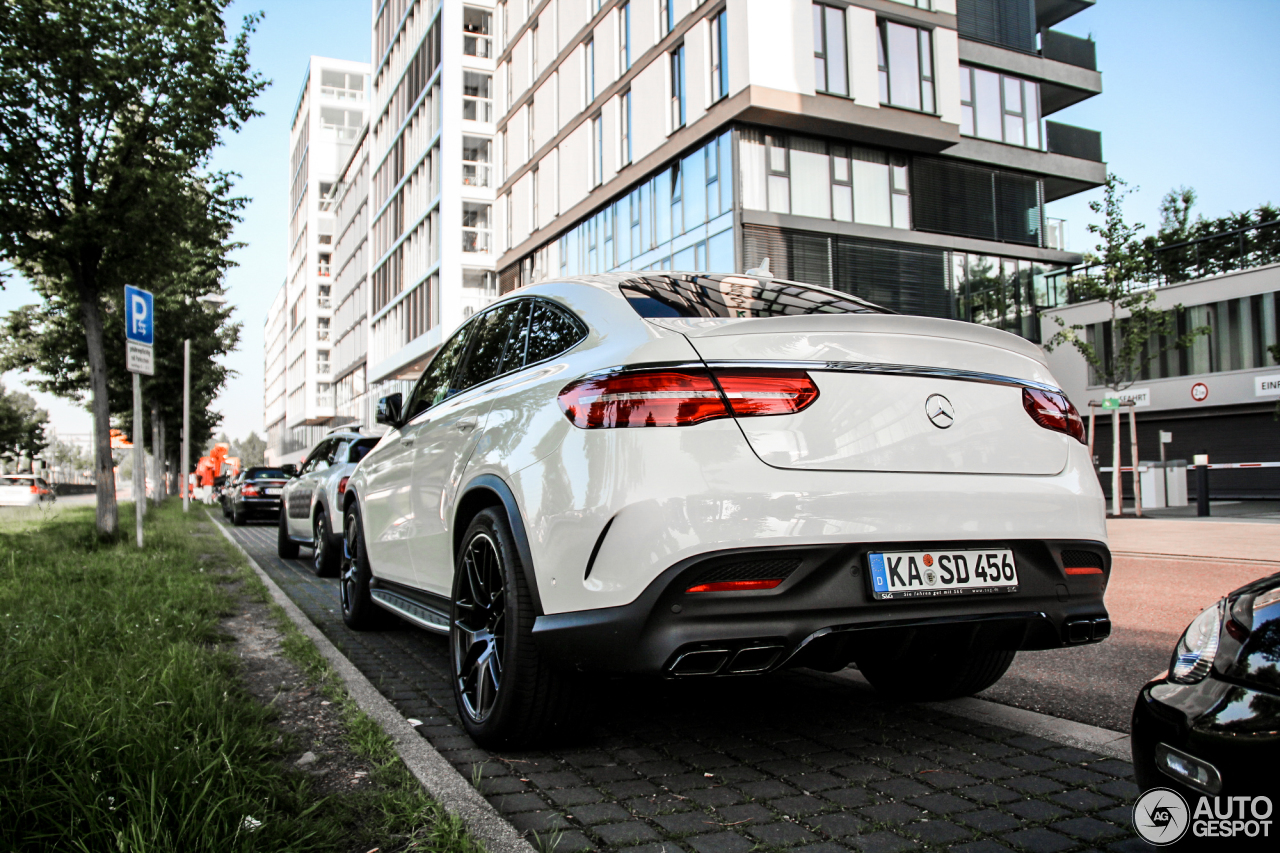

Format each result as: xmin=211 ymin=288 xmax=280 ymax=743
xmin=0 ymin=500 xmax=484 ymax=853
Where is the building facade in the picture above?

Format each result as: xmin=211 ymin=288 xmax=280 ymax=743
xmin=495 ymin=0 xmax=1104 ymax=341
xmin=1043 ymin=245 xmax=1280 ymax=500
xmin=266 ymin=56 xmax=371 ymax=465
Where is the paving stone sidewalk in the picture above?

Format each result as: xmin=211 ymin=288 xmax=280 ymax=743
xmin=227 ymin=521 xmax=1152 ymax=853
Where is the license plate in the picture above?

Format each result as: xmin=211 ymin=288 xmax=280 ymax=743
xmin=265 ymin=488 xmax=281 ymax=495
xmin=867 ymin=549 xmax=1018 ymax=600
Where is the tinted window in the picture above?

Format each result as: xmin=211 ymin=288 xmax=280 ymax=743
xmin=525 ymin=300 xmax=587 ymax=365
xmin=305 ymin=440 xmax=335 ymax=474
xmin=348 ymin=438 xmax=379 ymax=463
xmin=497 ymin=300 xmax=532 ymax=374
xmin=620 ymin=274 xmax=888 ymax=318
xmin=406 ymin=325 xmax=472 ymax=419
xmin=454 ymin=302 xmax=521 ymax=391
xmin=246 ymin=468 xmax=286 ymax=480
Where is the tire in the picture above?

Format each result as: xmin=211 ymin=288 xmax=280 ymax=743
xmin=277 ymin=509 xmax=300 ymax=559
xmin=450 ymin=508 xmax=582 ymax=749
xmin=312 ymin=510 xmax=340 ymax=577
xmin=339 ymin=501 xmax=398 ymax=630
xmin=856 ymin=644 xmax=1017 ymax=701
xmin=231 ymin=502 xmax=246 ymax=526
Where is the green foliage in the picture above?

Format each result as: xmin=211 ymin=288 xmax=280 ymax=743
xmin=1045 ymin=175 xmax=1210 ymax=391
xmin=0 ymin=382 xmax=48 ymax=457
xmin=0 ymin=501 xmax=484 ymax=853
xmin=0 ymin=0 xmax=267 ymax=535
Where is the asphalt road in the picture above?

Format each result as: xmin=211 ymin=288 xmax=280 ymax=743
xmin=981 ymin=552 xmax=1276 ymax=732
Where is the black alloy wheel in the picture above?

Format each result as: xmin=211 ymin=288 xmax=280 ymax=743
xmin=339 ymin=503 xmax=395 ymax=630
xmin=452 ymin=531 xmax=506 ymax=724
xmin=312 ymin=511 xmax=339 ymax=577
xmin=231 ymin=500 xmax=246 ymax=526
xmin=449 ymin=508 xmax=583 ymax=748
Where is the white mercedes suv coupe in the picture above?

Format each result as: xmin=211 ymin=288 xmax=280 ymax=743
xmin=338 ymin=272 xmax=1111 ymax=747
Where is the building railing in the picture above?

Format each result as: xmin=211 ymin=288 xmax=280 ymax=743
xmin=317 ymin=361 xmax=332 ymax=375
xmin=317 ymin=296 xmax=332 ymax=309
xmin=317 ymin=329 xmax=331 ymax=341
xmin=463 ymin=228 xmax=492 ymax=253
xmin=1046 ymin=121 xmax=1103 ymax=162
xmin=1040 ymin=220 xmax=1280 ymax=304
xmin=321 ymin=124 xmax=361 ymax=141
xmin=1041 ymin=29 xmax=1097 ymax=71
xmin=464 ymin=33 xmax=493 ymax=59
xmin=463 ymin=96 xmax=493 ymax=122
xmin=463 ymin=161 xmax=492 ymax=187
xmin=320 ymin=86 xmax=365 ymax=102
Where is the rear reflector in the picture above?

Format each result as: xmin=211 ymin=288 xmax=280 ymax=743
xmin=686 ymin=578 xmax=784 ymax=593
xmin=1065 ymin=566 xmax=1103 ymax=576
xmin=558 ymin=368 xmax=817 ymax=429
xmin=1022 ymin=388 xmax=1086 ymax=444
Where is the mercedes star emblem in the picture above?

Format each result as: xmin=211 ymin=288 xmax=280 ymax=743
xmin=925 ymin=394 xmax=955 ymax=429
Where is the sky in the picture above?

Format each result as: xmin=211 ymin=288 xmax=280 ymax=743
xmin=3 ymin=0 xmax=1279 ymax=443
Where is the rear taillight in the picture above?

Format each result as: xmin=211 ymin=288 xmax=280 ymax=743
xmin=338 ymin=476 xmax=349 ymax=494
xmin=1022 ymin=388 xmax=1086 ymax=444
xmin=242 ymin=485 xmax=259 ymax=497
xmin=29 ymin=485 xmax=38 ymax=494
xmin=558 ymin=368 xmax=818 ymax=429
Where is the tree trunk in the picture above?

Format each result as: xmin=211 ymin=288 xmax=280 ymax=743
xmin=78 ymin=280 xmax=118 ymax=537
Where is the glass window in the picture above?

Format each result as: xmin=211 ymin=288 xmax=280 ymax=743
xmin=766 ymin=134 xmax=790 ymax=215
xmin=831 ymin=144 xmax=853 ymax=222
xmin=683 ymin=146 xmax=705 ymax=227
xmin=739 ymin=128 xmax=767 ymax=210
xmin=619 ymin=89 xmax=632 ymax=165
xmin=590 ymin=115 xmax=603 ymax=186
xmin=670 ymin=45 xmax=686 ymax=130
xmin=708 ymin=229 xmax=734 ymax=273
xmin=961 ymin=65 xmax=1041 ymax=149
xmin=498 ymin=300 xmax=532 ymax=373
xmin=660 ymin=0 xmax=673 ymax=35
xmin=348 ymin=438 xmax=379 ymax=463
xmin=620 ymin=274 xmax=888 ymax=319
xmin=246 ymin=468 xmax=287 ymax=480
xmin=813 ymin=4 xmax=848 ymax=96
xmin=852 ymin=146 xmax=891 ymax=227
xmin=525 ymin=300 xmax=588 ymax=364
xmin=790 ymin=136 xmax=831 ymax=219
xmin=710 ymin=11 xmax=729 ymax=102
xmin=455 ymin=301 xmax=523 ymax=390
xmin=619 ymin=1 xmax=631 ymax=70
xmin=879 ymin=21 xmax=934 ymax=113
xmin=406 ymin=324 xmax=472 ymax=419
xmin=585 ymin=38 xmax=595 ymax=103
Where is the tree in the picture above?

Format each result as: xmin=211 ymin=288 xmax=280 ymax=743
xmin=0 ymin=382 xmax=48 ymax=459
xmin=1044 ymin=175 xmax=1209 ymax=516
xmin=1157 ymin=186 xmax=1198 ymax=241
xmin=235 ymin=432 xmax=267 ymax=467
xmin=0 ymin=0 xmax=265 ymax=536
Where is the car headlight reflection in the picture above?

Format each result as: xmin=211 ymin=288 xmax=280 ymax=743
xmin=1171 ymin=602 xmax=1222 ymax=684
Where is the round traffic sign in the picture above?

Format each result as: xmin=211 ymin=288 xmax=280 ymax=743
xmin=1190 ymin=382 xmax=1209 ymax=402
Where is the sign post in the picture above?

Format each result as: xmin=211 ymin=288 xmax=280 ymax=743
xmin=182 ymin=339 xmax=190 ymax=512
xmin=125 ymin=285 xmax=154 ymax=548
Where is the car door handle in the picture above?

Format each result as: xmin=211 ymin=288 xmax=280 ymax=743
xmin=454 ymin=416 xmax=478 ymax=431
xmin=400 ymin=434 xmax=415 ymax=446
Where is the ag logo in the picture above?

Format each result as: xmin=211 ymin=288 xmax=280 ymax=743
xmin=1133 ymin=787 xmax=1189 ymax=845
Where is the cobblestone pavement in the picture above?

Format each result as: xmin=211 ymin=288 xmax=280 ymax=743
xmin=225 ymin=519 xmax=1150 ymax=853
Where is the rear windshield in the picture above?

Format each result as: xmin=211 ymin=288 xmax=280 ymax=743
xmin=245 ymin=468 xmax=286 ymax=480
xmin=349 ymin=438 xmax=380 ymax=463
xmin=620 ymin=274 xmax=888 ymax=319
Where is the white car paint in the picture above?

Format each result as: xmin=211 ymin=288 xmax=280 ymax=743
xmin=345 ymin=274 xmax=1106 ymax=621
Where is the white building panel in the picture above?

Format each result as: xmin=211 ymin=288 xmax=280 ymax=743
xmin=740 ymin=0 xmax=813 ymax=96
xmin=629 ymin=58 xmax=666 ymax=163
xmin=847 ymin=4 xmax=880 ymax=108
xmin=934 ymin=27 xmax=963 ymax=126
xmin=534 ymin=76 xmax=557 ymax=150
xmin=558 ymin=121 xmax=590 ymax=214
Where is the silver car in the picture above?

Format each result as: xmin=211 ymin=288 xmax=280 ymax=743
xmin=277 ymin=428 xmax=380 ymax=576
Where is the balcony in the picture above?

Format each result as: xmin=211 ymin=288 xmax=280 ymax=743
xmin=462 ymin=229 xmax=492 ymax=253
xmin=317 ymin=329 xmax=331 ymax=342
xmin=464 ymin=33 xmax=493 ymax=59
xmin=317 ymin=296 xmax=332 ymax=309
xmin=1041 ymin=30 xmax=1096 ymax=71
xmin=1046 ymin=121 xmax=1102 ymax=162
xmin=463 ymin=96 xmax=493 ymax=123
xmin=463 ymin=161 xmax=492 ymax=188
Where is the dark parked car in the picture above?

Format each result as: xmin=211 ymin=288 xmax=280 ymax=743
xmin=1132 ymin=571 xmax=1280 ymax=800
xmin=226 ymin=467 xmax=290 ymax=526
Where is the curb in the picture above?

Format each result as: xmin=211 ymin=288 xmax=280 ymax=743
xmin=824 ymin=668 xmax=1132 ymax=761
xmin=206 ymin=510 xmax=536 ymax=853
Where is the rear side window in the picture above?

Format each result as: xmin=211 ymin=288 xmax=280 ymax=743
xmin=524 ymin=300 xmax=588 ymax=365
xmin=620 ymin=274 xmax=888 ymax=318
xmin=348 ymin=438 xmax=379 ymax=463
xmin=454 ymin=302 xmax=522 ymax=391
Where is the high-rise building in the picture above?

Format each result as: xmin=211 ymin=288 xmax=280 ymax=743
xmin=360 ymin=0 xmax=503 ymax=414
xmin=496 ymin=0 xmax=1105 ymax=343
xmin=265 ymin=56 xmax=371 ymax=464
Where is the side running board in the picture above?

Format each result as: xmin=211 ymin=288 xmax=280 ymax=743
xmin=370 ymin=587 xmax=450 ymax=634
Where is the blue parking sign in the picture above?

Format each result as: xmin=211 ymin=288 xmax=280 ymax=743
xmin=124 ymin=285 xmax=154 ymax=346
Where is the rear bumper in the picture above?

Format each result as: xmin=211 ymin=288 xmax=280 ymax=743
xmin=532 ymin=538 xmax=1110 ymax=676
xmin=236 ymin=498 xmax=282 ymax=515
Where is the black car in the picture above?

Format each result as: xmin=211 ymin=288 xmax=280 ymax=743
xmin=1132 ymin=571 xmax=1280 ymax=803
xmin=226 ymin=466 xmax=290 ymax=526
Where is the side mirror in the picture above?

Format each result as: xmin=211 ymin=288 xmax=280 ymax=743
xmin=376 ymin=393 xmax=403 ymax=427
xmin=280 ymin=463 xmax=297 ymax=478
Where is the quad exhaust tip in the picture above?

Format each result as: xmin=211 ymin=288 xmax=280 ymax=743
xmin=1065 ymin=617 xmax=1110 ymax=643
xmin=667 ymin=644 xmax=784 ymax=676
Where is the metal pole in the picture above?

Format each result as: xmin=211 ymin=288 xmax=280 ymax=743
xmin=1111 ymin=407 xmax=1122 ymax=517
xmin=1196 ymin=454 xmax=1211 ymax=517
xmin=151 ymin=400 xmax=161 ymax=507
xmin=1128 ymin=402 xmax=1142 ymax=518
xmin=182 ymin=339 xmax=190 ymax=512
xmin=133 ymin=372 xmax=144 ymax=547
